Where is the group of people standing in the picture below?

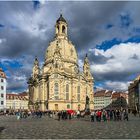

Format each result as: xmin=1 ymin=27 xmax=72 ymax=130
xmin=15 ymin=109 xmax=129 ymax=122
xmin=48 ymin=110 xmax=75 ymax=121
xmin=90 ymin=109 xmax=129 ymax=122
xmin=16 ymin=110 xmax=29 ymax=120
xmin=16 ymin=110 xmax=43 ymax=120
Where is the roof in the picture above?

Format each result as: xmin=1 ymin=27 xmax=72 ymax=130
xmin=94 ymin=90 xmax=112 ymax=97
xmin=105 ymin=90 xmax=112 ymax=97
xmin=94 ymin=90 xmax=127 ymax=98
xmin=94 ymin=90 xmax=106 ymax=97
xmin=112 ymin=92 xmax=121 ymax=99
xmin=112 ymin=92 xmax=128 ymax=99
xmin=18 ymin=92 xmax=28 ymax=96
xmin=56 ymin=14 xmax=67 ymax=23
xmin=6 ymin=93 xmax=28 ymax=101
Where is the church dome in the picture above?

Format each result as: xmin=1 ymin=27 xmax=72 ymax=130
xmin=45 ymin=39 xmax=78 ymax=65
xmin=45 ymin=14 xmax=78 ymax=67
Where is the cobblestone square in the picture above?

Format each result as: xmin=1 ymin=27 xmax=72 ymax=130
xmin=0 ymin=114 xmax=140 ymax=139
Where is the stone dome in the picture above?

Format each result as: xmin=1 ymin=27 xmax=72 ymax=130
xmin=45 ymin=38 xmax=78 ymax=65
xmin=45 ymin=14 xmax=78 ymax=66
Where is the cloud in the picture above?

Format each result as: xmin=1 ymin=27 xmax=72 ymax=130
xmin=104 ymin=81 xmax=130 ymax=91
xmin=0 ymin=38 xmax=6 ymax=44
xmin=130 ymin=54 xmax=139 ymax=60
xmin=33 ymin=0 xmax=40 ymax=10
xmin=0 ymin=24 xmax=4 ymax=28
xmin=96 ymin=38 xmax=122 ymax=51
xmin=90 ymin=42 xmax=140 ymax=90
xmin=105 ymin=24 xmax=114 ymax=29
xmin=0 ymin=57 xmax=35 ymax=92
xmin=6 ymin=75 xmax=27 ymax=92
xmin=120 ymin=12 xmax=133 ymax=28
xmin=0 ymin=1 xmax=140 ymax=92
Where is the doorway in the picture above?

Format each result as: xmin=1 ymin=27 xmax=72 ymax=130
xmin=55 ymin=104 xmax=58 ymax=110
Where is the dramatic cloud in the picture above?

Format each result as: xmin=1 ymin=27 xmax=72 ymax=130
xmin=0 ymin=1 xmax=140 ymax=92
xmin=90 ymin=42 xmax=140 ymax=90
xmin=103 ymin=81 xmax=130 ymax=91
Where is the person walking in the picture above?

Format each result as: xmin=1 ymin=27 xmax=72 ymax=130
xmin=98 ymin=110 xmax=102 ymax=122
xmin=123 ymin=109 xmax=129 ymax=121
xmin=68 ymin=112 xmax=71 ymax=120
xmin=102 ymin=110 xmax=107 ymax=122
xmin=110 ymin=110 xmax=113 ymax=121
xmin=95 ymin=111 xmax=98 ymax=122
xmin=90 ymin=110 xmax=95 ymax=122
xmin=77 ymin=110 xmax=80 ymax=119
xmin=57 ymin=111 xmax=61 ymax=121
xmin=16 ymin=110 xmax=20 ymax=120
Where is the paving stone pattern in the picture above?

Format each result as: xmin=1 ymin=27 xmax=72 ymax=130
xmin=0 ymin=115 xmax=140 ymax=139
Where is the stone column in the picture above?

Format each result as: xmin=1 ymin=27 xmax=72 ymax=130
xmin=40 ymin=78 xmax=45 ymax=111
xmin=89 ymin=82 xmax=94 ymax=110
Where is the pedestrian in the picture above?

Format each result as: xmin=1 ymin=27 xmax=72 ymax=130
xmin=16 ymin=110 xmax=20 ymax=120
xmin=123 ymin=109 xmax=129 ymax=121
xmin=90 ymin=110 xmax=95 ymax=122
xmin=110 ymin=110 xmax=113 ymax=121
xmin=39 ymin=110 xmax=42 ymax=118
xmin=102 ymin=110 xmax=107 ymax=122
xmin=113 ymin=110 xmax=117 ymax=121
xmin=133 ymin=110 xmax=137 ymax=117
xmin=57 ymin=111 xmax=61 ymax=121
xmin=95 ymin=111 xmax=98 ymax=122
xmin=68 ymin=112 xmax=71 ymax=120
xmin=77 ymin=110 xmax=80 ymax=119
xmin=97 ymin=110 xmax=102 ymax=122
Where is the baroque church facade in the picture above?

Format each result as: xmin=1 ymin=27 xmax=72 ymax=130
xmin=28 ymin=14 xmax=94 ymax=111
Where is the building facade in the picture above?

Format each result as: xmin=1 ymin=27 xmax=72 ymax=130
xmin=0 ymin=68 xmax=6 ymax=110
xmin=112 ymin=92 xmax=128 ymax=104
xmin=128 ymin=75 xmax=140 ymax=112
xmin=28 ymin=14 xmax=94 ymax=111
xmin=94 ymin=90 xmax=128 ymax=110
xmin=94 ymin=90 xmax=112 ymax=110
xmin=6 ymin=93 xmax=28 ymax=110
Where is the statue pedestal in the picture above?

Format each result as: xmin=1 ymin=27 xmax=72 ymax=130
xmin=85 ymin=104 xmax=90 ymax=112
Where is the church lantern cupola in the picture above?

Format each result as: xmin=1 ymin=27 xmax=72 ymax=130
xmin=55 ymin=14 xmax=68 ymax=39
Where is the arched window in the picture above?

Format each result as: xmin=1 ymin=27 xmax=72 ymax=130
xmin=54 ymin=83 xmax=59 ymax=100
xmin=62 ymin=25 xmax=65 ymax=33
xmin=56 ymin=25 xmax=59 ymax=34
xmin=77 ymin=85 xmax=80 ymax=102
xmin=66 ymin=84 xmax=69 ymax=100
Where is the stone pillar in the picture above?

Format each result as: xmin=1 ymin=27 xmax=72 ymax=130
xmin=40 ymin=78 xmax=45 ymax=111
xmin=89 ymin=82 xmax=94 ymax=110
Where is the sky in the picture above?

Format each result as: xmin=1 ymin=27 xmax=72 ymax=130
xmin=1 ymin=1 xmax=140 ymax=93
